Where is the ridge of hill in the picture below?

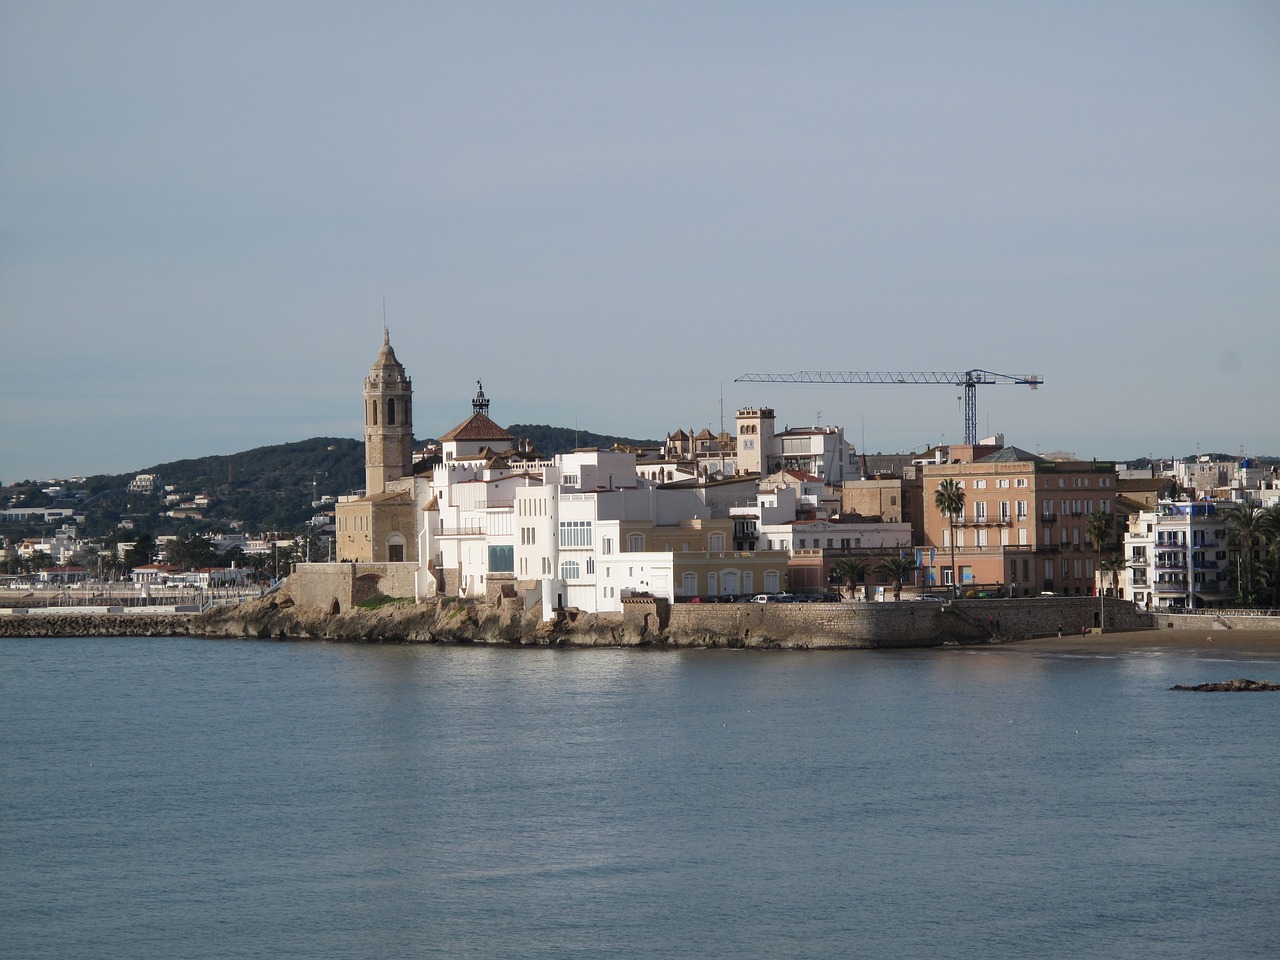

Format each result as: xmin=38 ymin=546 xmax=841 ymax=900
xmin=3 ymin=425 xmax=662 ymax=539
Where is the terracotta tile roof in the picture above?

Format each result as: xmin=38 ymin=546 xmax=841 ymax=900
xmin=438 ymin=412 xmax=514 ymax=443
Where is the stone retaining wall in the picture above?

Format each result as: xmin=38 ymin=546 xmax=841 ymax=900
xmin=287 ymin=562 xmax=418 ymax=613
xmin=946 ymin=597 xmax=1155 ymax=639
xmin=1157 ymin=612 xmax=1280 ymax=632
xmin=666 ymin=602 xmax=944 ymax=648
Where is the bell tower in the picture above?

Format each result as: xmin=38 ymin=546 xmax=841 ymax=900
xmin=363 ymin=329 xmax=413 ymax=495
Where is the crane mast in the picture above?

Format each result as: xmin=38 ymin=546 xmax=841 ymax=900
xmin=734 ymin=369 xmax=1042 ymax=445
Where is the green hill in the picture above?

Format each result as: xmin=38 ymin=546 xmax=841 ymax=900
xmin=3 ymin=426 xmax=662 ymax=541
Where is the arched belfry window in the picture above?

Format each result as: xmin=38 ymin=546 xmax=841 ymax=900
xmin=371 ymin=401 xmax=379 ymax=425
xmin=387 ymin=398 xmax=397 ymax=426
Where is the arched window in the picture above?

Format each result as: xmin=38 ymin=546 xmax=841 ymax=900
xmin=387 ymin=398 xmax=396 ymax=425
xmin=371 ymin=400 xmax=378 ymax=425
xmin=560 ymin=560 xmax=580 ymax=580
xmin=627 ymin=533 xmax=645 ymax=551
xmin=709 ymin=533 xmax=725 ymax=552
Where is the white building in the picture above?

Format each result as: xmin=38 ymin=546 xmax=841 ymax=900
xmin=1124 ymin=500 xmax=1233 ymax=610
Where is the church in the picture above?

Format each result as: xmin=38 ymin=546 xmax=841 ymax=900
xmin=305 ymin=332 xmax=872 ymax=617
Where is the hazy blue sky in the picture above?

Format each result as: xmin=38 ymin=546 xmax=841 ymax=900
xmin=2 ymin=1 xmax=1277 ymax=483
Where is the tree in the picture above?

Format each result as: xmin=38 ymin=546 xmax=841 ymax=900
xmin=1101 ymin=555 xmax=1126 ymax=598
xmin=830 ymin=557 xmax=868 ymax=599
xmin=1223 ymin=503 xmax=1265 ymax=606
xmin=124 ymin=533 xmax=155 ymax=570
xmin=934 ymin=479 xmax=965 ymax=597
xmin=1261 ymin=505 xmax=1280 ymax=609
xmin=874 ymin=556 xmax=919 ymax=601
xmin=1086 ymin=509 xmax=1113 ymax=626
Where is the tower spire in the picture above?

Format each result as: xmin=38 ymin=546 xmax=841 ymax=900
xmin=473 ymin=380 xmax=489 ymax=416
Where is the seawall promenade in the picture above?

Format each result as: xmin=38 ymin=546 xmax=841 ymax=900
xmin=0 ymin=594 xmax=1170 ymax=648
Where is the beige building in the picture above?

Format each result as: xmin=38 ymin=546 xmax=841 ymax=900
xmin=921 ymin=445 xmax=1119 ymax=597
xmin=334 ymin=332 xmax=419 ymax=564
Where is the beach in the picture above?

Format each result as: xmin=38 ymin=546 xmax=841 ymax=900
xmin=1000 ymin=627 xmax=1280 ymax=660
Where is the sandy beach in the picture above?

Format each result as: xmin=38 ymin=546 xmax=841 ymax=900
xmin=995 ymin=628 xmax=1280 ymax=661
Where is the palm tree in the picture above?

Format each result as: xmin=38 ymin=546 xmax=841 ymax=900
xmin=1086 ymin=509 xmax=1113 ymax=626
xmin=830 ymin=556 xmax=868 ymax=600
xmin=1261 ymin=505 xmax=1280 ymax=609
xmin=934 ymin=479 xmax=965 ymax=598
xmin=1101 ymin=555 xmax=1126 ymax=599
xmin=1223 ymin=503 xmax=1264 ymax=606
xmin=874 ymin=556 xmax=919 ymax=601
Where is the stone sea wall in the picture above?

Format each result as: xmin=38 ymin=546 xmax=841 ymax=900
xmin=1157 ymin=611 xmax=1280 ymax=632
xmin=0 ymin=592 xmax=1161 ymax=648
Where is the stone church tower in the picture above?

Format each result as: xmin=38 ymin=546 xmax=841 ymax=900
xmin=363 ymin=329 xmax=413 ymax=495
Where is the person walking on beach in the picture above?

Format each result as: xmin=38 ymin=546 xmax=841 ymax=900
xmin=1058 ymin=623 xmax=1063 ymax=637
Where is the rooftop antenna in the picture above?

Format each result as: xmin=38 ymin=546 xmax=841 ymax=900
xmin=719 ymin=383 xmax=724 ymax=435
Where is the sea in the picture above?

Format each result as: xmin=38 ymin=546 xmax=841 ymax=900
xmin=2 ymin=636 xmax=1278 ymax=960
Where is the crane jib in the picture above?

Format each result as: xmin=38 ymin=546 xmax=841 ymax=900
xmin=733 ymin=370 xmax=1043 ymax=445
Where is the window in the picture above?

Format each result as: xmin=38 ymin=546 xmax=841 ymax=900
xmin=943 ymin=569 xmax=954 ymax=585
xmin=798 ymin=538 xmax=807 ymax=548
xmin=559 ymin=520 xmax=592 ymax=547
xmin=601 ymin=537 xmax=613 ymax=555
xmin=1016 ymin=477 xmax=1028 ymax=488
xmin=997 ymin=478 xmax=1009 ymax=489
xmin=560 ymin=560 xmax=580 ymax=579
xmin=488 ymin=545 xmax=514 ymax=573
xmin=974 ymin=479 xmax=986 ymax=489
xmin=974 ymin=502 xmax=987 ymax=521
xmin=1016 ymin=500 xmax=1028 ymax=520
xmin=386 ymin=398 xmax=396 ymax=425
xmin=1018 ymin=528 xmax=1028 ymax=545
xmin=960 ymin=565 xmax=973 ymax=583
xmin=976 ymin=529 xmax=988 ymax=546
xmin=890 ymin=495 xmax=898 ymax=505
xmin=1000 ymin=501 xmax=1011 ymax=522
xmin=627 ymin=533 xmax=645 ymax=551
xmin=1084 ymin=500 xmax=1092 ymax=514
xmin=1045 ymin=559 xmax=1054 ymax=579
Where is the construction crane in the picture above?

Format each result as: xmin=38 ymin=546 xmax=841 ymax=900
xmin=734 ymin=369 xmax=1043 ymax=446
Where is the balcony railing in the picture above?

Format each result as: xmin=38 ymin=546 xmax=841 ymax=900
xmin=1153 ymin=581 xmax=1188 ymax=592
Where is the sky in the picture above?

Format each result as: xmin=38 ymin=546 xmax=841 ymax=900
xmin=2 ymin=1 xmax=1278 ymax=483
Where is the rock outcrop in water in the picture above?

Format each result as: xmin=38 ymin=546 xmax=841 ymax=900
xmin=1170 ymin=678 xmax=1280 ymax=692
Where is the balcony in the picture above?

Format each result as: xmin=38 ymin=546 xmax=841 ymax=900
xmin=1041 ymin=513 xmax=1058 ymax=523
xmin=1153 ymin=581 xmax=1188 ymax=593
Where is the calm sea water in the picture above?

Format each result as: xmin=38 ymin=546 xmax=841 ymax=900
xmin=2 ymin=637 xmax=1278 ymax=960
